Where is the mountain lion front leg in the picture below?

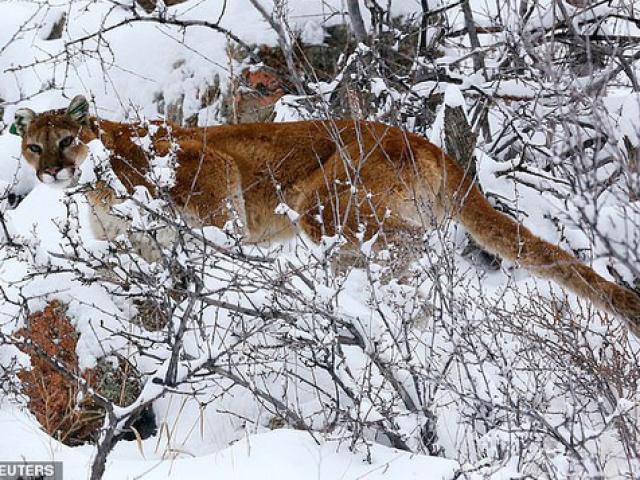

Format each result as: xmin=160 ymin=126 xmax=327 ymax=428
xmin=87 ymin=141 xmax=246 ymax=261
xmin=86 ymin=181 xmax=128 ymax=242
xmin=163 ymin=140 xmax=246 ymax=235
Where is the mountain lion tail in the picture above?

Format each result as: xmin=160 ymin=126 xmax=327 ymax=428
xmin=443 ymin=159 xmax=640 ymax=337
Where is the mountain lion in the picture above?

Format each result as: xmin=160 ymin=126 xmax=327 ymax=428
xmin=13 ymin=95 xmax=640 ymax=336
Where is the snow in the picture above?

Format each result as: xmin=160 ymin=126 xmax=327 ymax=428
xmin=1 ymin=1 xmax=639 ymax=479
xmin=0 ymin=0 xmax=426 ymax=126
xmin=0 ymin=407 xmax=458 ymax=480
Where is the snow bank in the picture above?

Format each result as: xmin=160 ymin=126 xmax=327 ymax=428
xmin=0 ymin=407 xmax=458 ymax=480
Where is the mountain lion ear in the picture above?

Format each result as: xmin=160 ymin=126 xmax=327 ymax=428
xmin=66 ymin=95 xmax=90 ymax=124
xmin=13 ymin=108 xmax=36 ymax=136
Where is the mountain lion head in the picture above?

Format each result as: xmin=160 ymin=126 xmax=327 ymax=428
xmin=14 ymin=95 xmax=90 ymax=186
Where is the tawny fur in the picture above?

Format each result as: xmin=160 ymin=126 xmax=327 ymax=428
xmin=17 ymin=101 xmax=640 ymax=337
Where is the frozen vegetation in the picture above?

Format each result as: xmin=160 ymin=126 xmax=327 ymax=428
xmin=0 ymin=1 xmax=639 ymax=478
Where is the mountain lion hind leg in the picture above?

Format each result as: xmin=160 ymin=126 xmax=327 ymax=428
xmin=293 ymin=132 xmax=441 ymax=278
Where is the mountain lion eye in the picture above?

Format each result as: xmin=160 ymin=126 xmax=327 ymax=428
xmin=59 ymin=136 xmax=74 ymax=149
xmin=27 ymin=144 xmax=42 ymax=154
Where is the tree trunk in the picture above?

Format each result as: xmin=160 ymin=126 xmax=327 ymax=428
xmin=346 ymin=0 xmax=367 ymax=43
xmin=461 ymin=0 xmax=485 ymax=75
xmin=418 ymin=0 xmax=429 ymax=56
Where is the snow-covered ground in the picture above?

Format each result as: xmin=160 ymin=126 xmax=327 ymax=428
xmin=0 ymin=407 xmax=457 ymax=480
xmin=1 ymin=1 xmax=639 ymax=479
